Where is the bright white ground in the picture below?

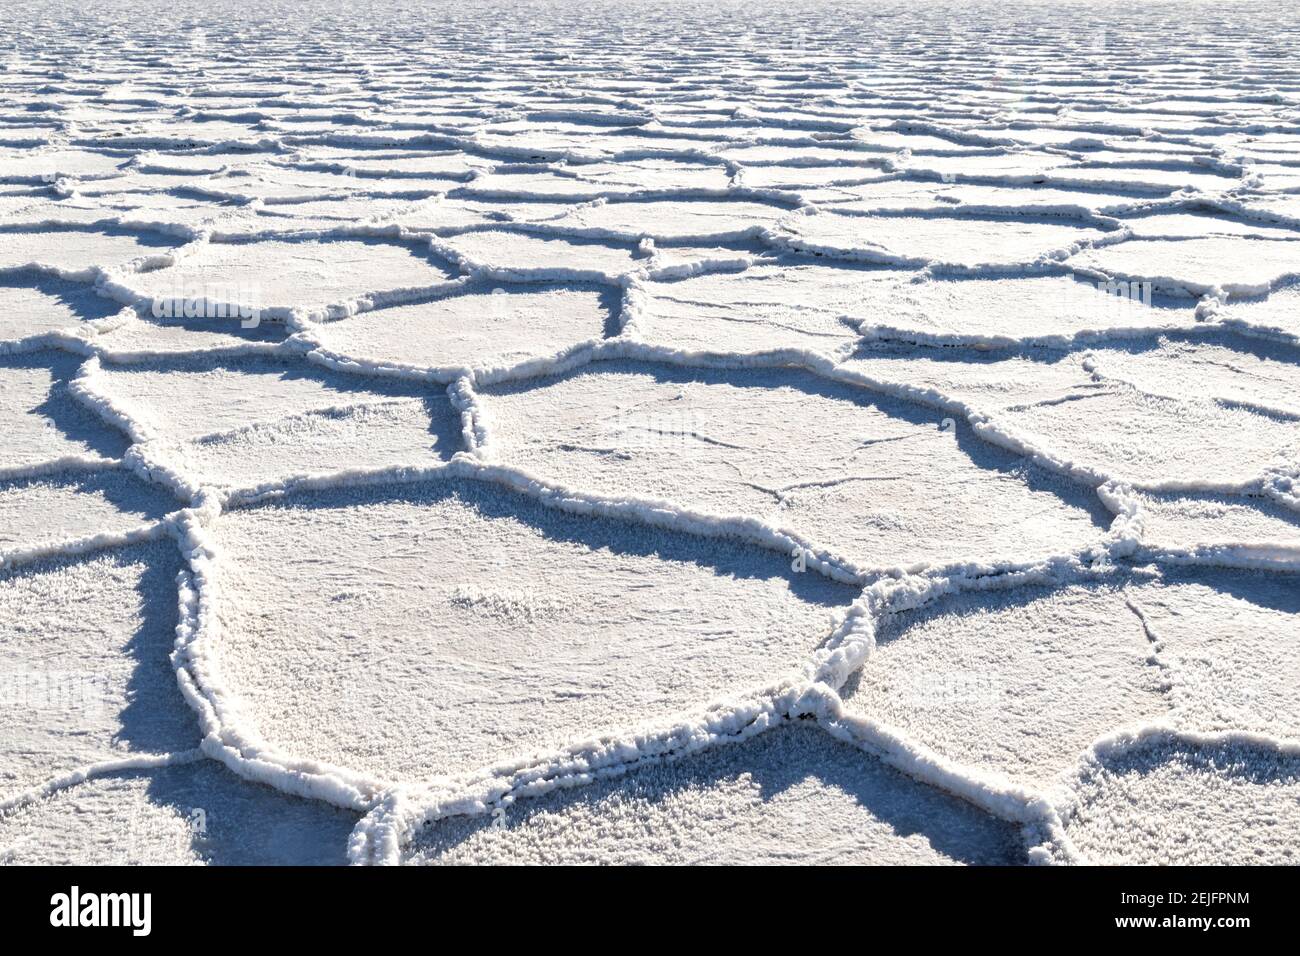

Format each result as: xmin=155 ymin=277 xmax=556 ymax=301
xmin=2 ymin=0 xmax=1299 ymax=865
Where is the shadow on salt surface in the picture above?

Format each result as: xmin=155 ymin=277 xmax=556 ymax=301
xmin=0 ymin=223 xmax=179 ymax=273
xmin=0 ymin=761 xmax=357 ymax=865
xmin=1060 ymin=738 xmax=1300 ymax=865
xmin=116 ymin=308 xmax=290 ymax=346
xmin=0 ymin=269 xmax=122 ymax=324
xmin=119 ymin=545 xmax=197 ymax=754
xmin=944 ymin=409 xmax=1107 ymax=510
xmin=1092 ymin=327 xmax=1300 ymax=362
xmin=0 ymin=542 xmax=197 ymax=801
xmin=1175 ymin=564 xmax=1300 ymax=616
xmin=143 ymin=761 xmax=358 ymax=866
xmin=0 ymin=468 xmax=180 ymax=550
xmin=405 ymin=723 xmax=1025 ymax=865
xmin=0 ymin=349 xmax=130 ymax=461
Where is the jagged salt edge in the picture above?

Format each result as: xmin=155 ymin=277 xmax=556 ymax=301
xmin=346 ymin=680 xmax=837 ymax=865
xmin=0 ymin=518 xmax=170 ymax=572
xmin=0 ymin=453 xmax=120 ymax=484
xmin=0 ymin=749 xmax=205 ymax=818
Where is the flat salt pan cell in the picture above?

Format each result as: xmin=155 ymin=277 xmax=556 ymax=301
xmin=85 ymin=356 xmax=454 ymax=445
xmin=478 ymin=362 xmax=1108 ymax=570
xmin=0 ymin=469 xmax=174 ymax=552
xmin=781 ymin=212 xmax=1106 ymax=268
xmin=340 ymin=154 xmax=485 ymax=178
xmin=897 ymin=152 xmax=1071 ymax=180
xmin=738 ymin=165 xmax=891 ymax=191
xmin=151 ymin=397 xmax=458 ymax=493
xmin=1133 ymin=491 xmax=1300 ymax=554
xmin=1240 ymin=195 xmax=1300 ymax=225
xmin=392 ymin=198 xmax=574 ymax=231
xmin=840 ymin=580 xmax=1168 ymax=790
xmin=995 ymin=385 xmax=1299 ymax=485
xmin=0 ymin=227 xmax=178 ymax=274
xmin=1069 ymin=237 xmax=1300 ymax=297
xmin=840 ymin=348 xmax=1097 ymax=411
xmin=194 ymin=168 xmax=371 ymax=201
xmin=935 ymin=183 xmax=1148 ymax=214
xmin=312 ymin=285 xmax=615 ymax=379
xmin=852 ymin=274 xmax=1197 ymax=346
xmin=1049 ymin=167 xmax=1237 ymax=194
xmin=1084 ymin=337 xmax=1300 ymax=417
xmin=551 ymin=199 xmax=790 ymax=242
xmin=119 ymin=238 xmax=457 ymax=318
xmin=210 ymin=480 xmax=857 ymax=781
xmin=460 ymin=171 xmax=616 ymax=200
xmin=254 ymin=196 xmax=433 ymax=224
xmin=1127 ymin=567 xmax=1300 ymax=738
xmin=637 ymin=263 xmax=903 ymax=357
xmin=1118 ymin=212 xmax=1300 ymax=240
xmin=1217 ymin=280 xmax=1300 ymax=342
xmin=89 ymin=313 xmax=283 ymax=358
xmin=438 ymin=230 xmax=645 ymax=276
xmin=573 ymin=160 xmax=731 ymax=192
xmin=0 ymin=149 xmax=127 ymax=180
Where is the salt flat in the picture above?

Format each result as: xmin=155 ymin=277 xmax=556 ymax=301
xmin=1 ymin=0 xmax=1298 ymax=866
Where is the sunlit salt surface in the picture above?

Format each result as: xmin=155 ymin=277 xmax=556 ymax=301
xmin=2 ymin=0 xmax=1298 ymax=866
